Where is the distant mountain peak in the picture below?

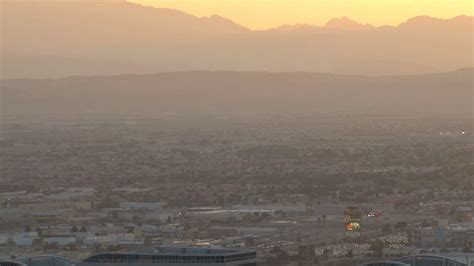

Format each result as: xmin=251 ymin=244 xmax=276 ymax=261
xmin=324 ymin=16 xmax=374 ymax=31
xmin=403 ymin=15 xmax=440 ymax=24
xmin=399 ymin=15 xmax=473 ymax=28
xmin=201 ymin=14 xmax=250 ymax=32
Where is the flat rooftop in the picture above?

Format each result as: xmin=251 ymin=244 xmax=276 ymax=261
xmin=132 ymin=246 xmax=256 ymax=256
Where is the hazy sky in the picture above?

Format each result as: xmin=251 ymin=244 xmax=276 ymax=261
xmin=131 ymin=0 xmax=473 ymax=30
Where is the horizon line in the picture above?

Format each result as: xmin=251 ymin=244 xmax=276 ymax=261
xmin=4 ymin=66 xmax=472 ymax=82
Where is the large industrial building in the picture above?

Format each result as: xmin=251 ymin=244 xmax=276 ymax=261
xmin=360 ymin=253 xmax=474 ymax=266
xmin=80 ymin=247 xmax=256 ymax=266
xmin=0 ymin=260 xmax=28 ymax=266
xmin=359 ymin=261 xmax=409 ymax=266
xmin=2 ymin=247 xmax=257 ymax=266
xmin=5 ymin=255 xmax=77 ymax=266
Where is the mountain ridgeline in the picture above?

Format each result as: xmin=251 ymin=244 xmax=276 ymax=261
xmin=2 ymin=69 xmax=472 ymax=119
xmin=1 ymin=0 xmax=473 ymax=78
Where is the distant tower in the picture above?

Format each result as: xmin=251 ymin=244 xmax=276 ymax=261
xmin=344 ymin=206 xmax=362 ymax=238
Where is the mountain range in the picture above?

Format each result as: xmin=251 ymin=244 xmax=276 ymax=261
xmin=2 ymin=68 xmax=472 ymax=119
xmin=1 ymin=0 xmax=473 ymax=78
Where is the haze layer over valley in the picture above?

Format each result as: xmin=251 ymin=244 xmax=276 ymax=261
xmin=2 ymin=69 xmax=472 ymax=120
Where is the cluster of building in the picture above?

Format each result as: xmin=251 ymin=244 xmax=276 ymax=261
xmin=1 ymin=118 xmax=473 ymax=265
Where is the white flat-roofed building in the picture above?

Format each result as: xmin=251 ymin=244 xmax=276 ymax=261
xmin=0 ymin=232 xmax=38 ymax=246
xmin=83 ymin=233 xmax=136 ymax=245
xmin=43 ymin=236 xmax=76 ymax=246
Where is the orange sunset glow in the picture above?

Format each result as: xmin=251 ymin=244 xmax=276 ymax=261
xmin=131 ymin=0 xmax=473 ymax=29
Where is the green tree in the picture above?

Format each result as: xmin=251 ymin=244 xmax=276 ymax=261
xmin=346 ymin=249 xmax=354 ymax=258
xmin=382 ymin=223 xmax=392 ymax=233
